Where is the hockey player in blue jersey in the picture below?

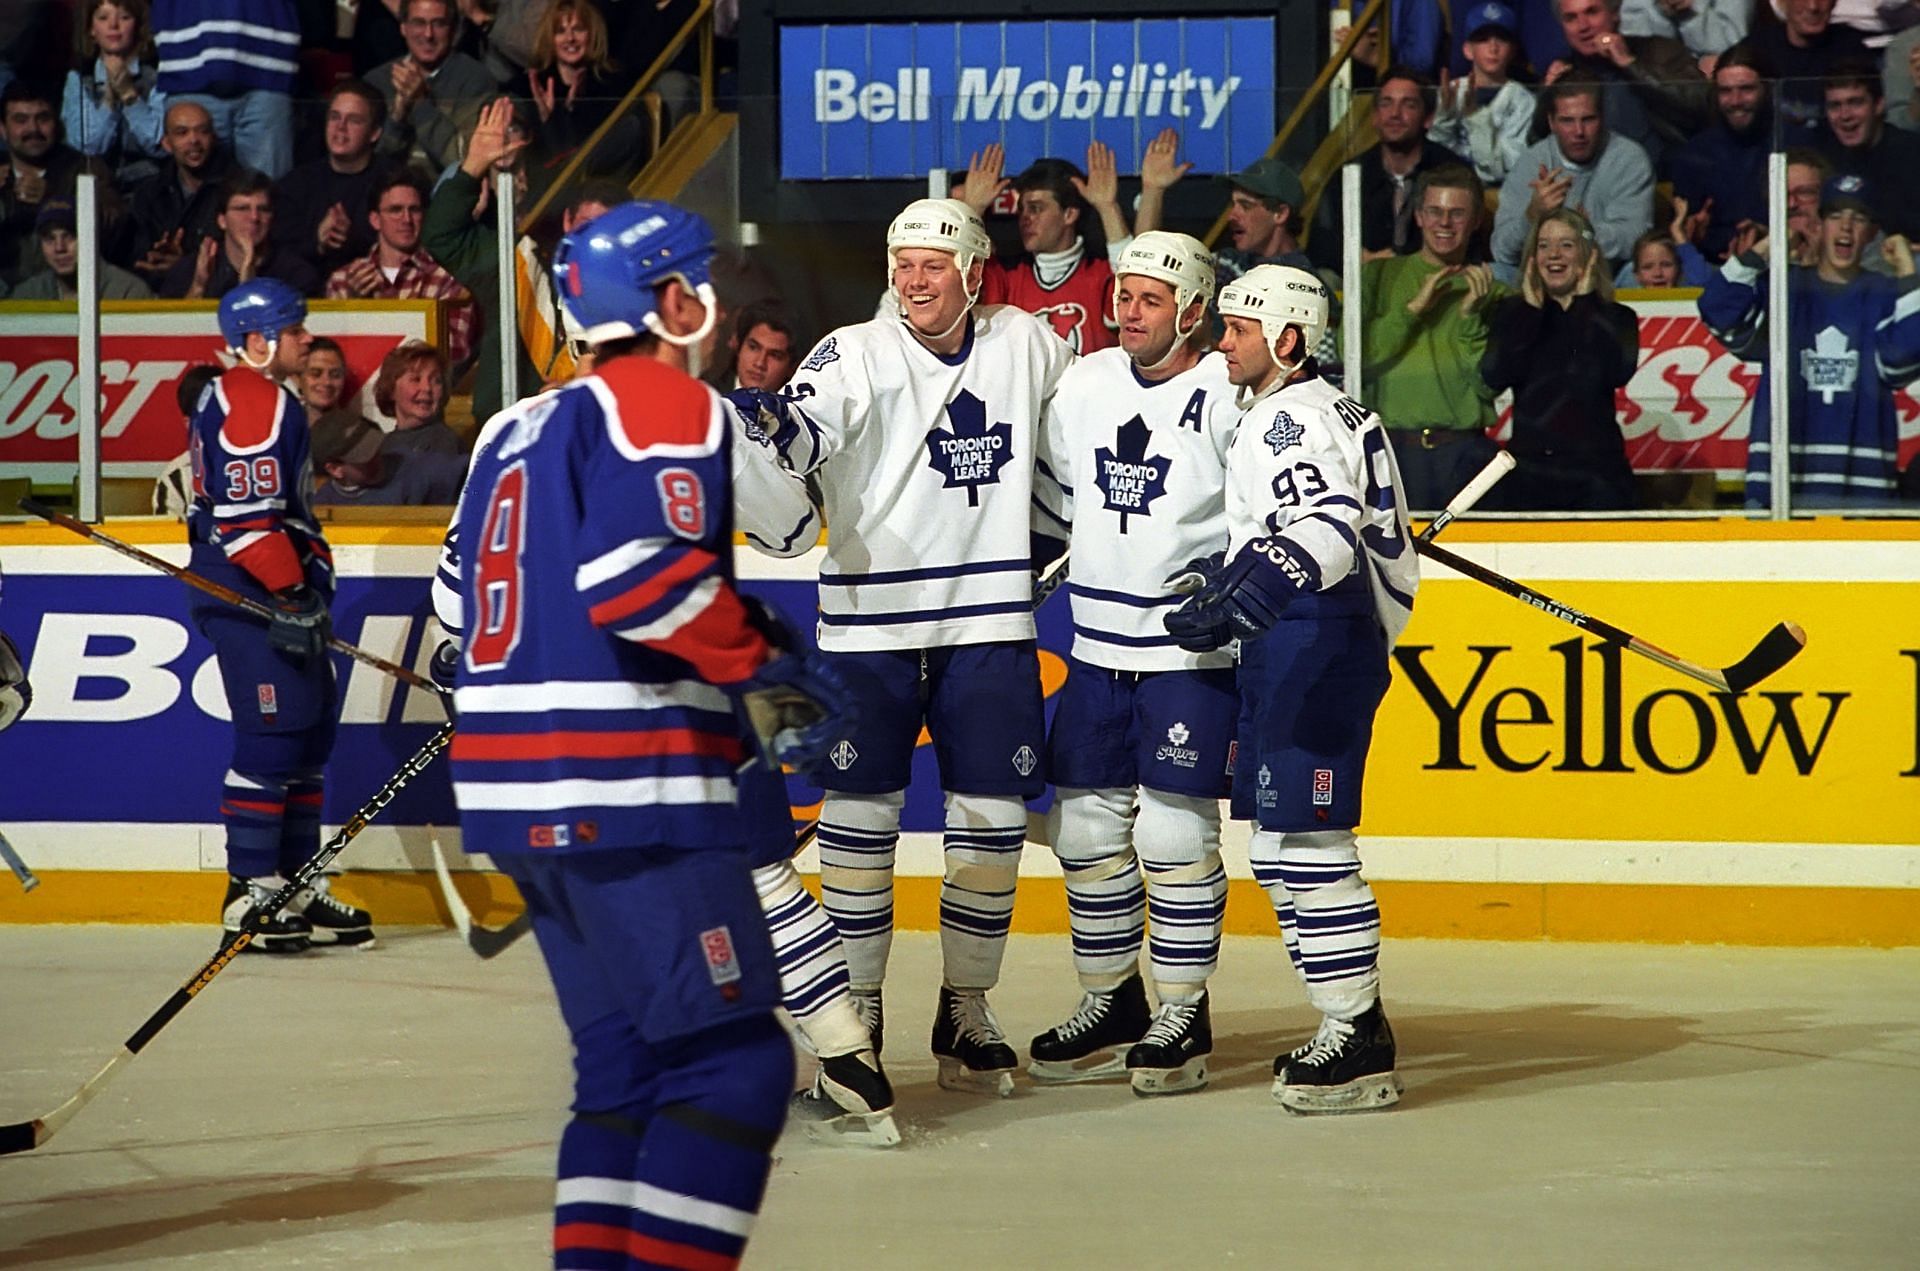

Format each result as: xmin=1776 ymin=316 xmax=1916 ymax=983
xmin=1026 ymin=231 xmax=1242 ymax=1096
xmin=729 ymin=198 xmax=1075 ymax=1097
xmin=1166 ymin=264 xmax=1420 ymax=1114
xmin=1699 ymin=174 xmax=1920 ymax=507
xmin=188 ymin=279 xmax=373 ymax=952
xmin=446 ymin=199 xmax=856 ymax=1266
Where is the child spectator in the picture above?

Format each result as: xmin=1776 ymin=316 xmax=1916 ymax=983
xmin=310 ymin=408 xmax=466 ymax=505
xmin=62 ymin=0 xmax=167 ymax=188
xmin=372 ymin=340 xmax=463 ymax=456
xmin=1616 ymin=198 xmax=1714 ymax=286
xmin=1430 ymin=2 xmax=1537 ymax=186
xmin=298 ymin=336 xmax=350 ymax=423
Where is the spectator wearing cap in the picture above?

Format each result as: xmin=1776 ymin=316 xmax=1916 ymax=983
xmin=310 ymin=408 xmax=466 ymax=506
xmin=275 ymin=80 xmax=396 ymax=284
xmin=368 ymin=0 xmax=494 ymax=173
xmin=1429 ymin=3 xmax=1538 ymax=186
xmin=1 ymin=79 xmax=126 ymax=288
xmin=9 ymin=198 xmax=154 ymax=299
xmin=1213 ymin=155 xmax=1316 ymax=288
xmin=150 ymin=0 xmax=298 ymax=178
xmin=62 ymin=0 xmax=168 ymax=189
xmin=1348 ymin=163 xmax=1514 ymax=509
xmin=1357 ymin=67 xmax=1471 ymax=257
xmin=1817 ymin=60 xmax=1920 ymax=240
xmin=1543 ymin=0 xmax=1710 ymax=169
xmin=371 ymin=340 xmax=463 ymax=456
xmin=1668 ymin=41 xmax=1775 ymax=262
xmin=1750 ymin=0 xmax=1873 ymax=136
xmin=326 ymin=175 xmax=476 ymax=374
xmin=159 ymin=169 xmax=319 ymax=298
xmin=1700 ymin=173 xmax=1920 ymax=507
xmin=1616 ymin=0 xmax=1751 ymax=58
xmin=1494 ymin=81 xmax=1654 ymax=280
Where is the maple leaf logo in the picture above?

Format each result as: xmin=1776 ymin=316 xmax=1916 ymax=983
xmin=1799 ymin=325 xmax=1858 ymax=406
xmin=1264 ymin=411 xmax=1305 ymax=454
xmin=1093 ymin=414 xmax=1170 ymax=533
xmin=924 ymin=389 xmax=1014 ymax=507
xmin=800 ymin=337 xmax=839 ymax=372
xmin=1034 ymin=303 xmax=1089 ymax=352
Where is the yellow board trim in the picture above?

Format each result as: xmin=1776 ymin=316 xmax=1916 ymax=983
xmin=3 ymin=873 xmax=1914 ymax=948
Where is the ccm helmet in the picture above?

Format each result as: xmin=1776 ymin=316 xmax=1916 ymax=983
xmin=1216 ymin=264 xmax=1329 ymax=364
xmin=1112 ymin=230 xmax=1217 ymax=368
xmin=217 ymin=278 xmax=307 ymax=365
xmin=554 ymin=200 xmax=719 ymax=348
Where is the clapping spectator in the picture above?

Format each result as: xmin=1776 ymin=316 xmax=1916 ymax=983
xmin=1429 ymin=3 xmax=1537 ymax=187
xmin=62 ymin=0 xmax=167 ymax=188
xmin=1 ymin=79 xmax=126 ymax=288
xmin=372 ymin=340 xmax=463 ymax=455
xmin=1617 ymin=0 xmax=1752 ymax=58
xmin=1483 ymin=208 xmax=1642 ymax=509
xmin=1816 ymin=60 xmax=1920 ymax=238
xmin=159 ymin=169 xmax=319 ymax=298
xmin=1544 ymin=0 xmax=1710 ymax=168
xmin=1494 ymin=81 xmax=1654 ymax=279
xmin=1701 ymin=174 xmax=1920 ymax=507
xmin=1669 ymin=41 xmax=1773 ymax=261
xmin=122 ymin=99 xmax=227 ymax=288
xmin=150 ymin=0 xmax=298 ymax=178
xmin=1751 ymin=0 xmax=1873 ymax=136
xmin=325 ymin=174 xmax=476 ymax=373
xmin=370 ymin=0 xmax=493 ymax=171
xmin=276 ymin=81 xmax=395 ymax=283
xmin=10 ymin=198 xmax=154 ymax=298
xmin=527 ymin=0 xmax=641 ymax=176
xmin=299 ymin=336 xmax=351 ymax=423
xmin=1358 ymin=68 xmax=1470 ymax=257
xmin=310 ymin=408 xmax=466 ymax=506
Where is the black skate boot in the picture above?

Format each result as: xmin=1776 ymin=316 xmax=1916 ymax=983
xmin=931 ymin=986 xmax=1018 ymax=1097
xmin=1027 ymin=973 xmax=1151 ymax=1084
xmin=789 ymin=1049 xmax=901 ymax=1149
xmin=221 ymin=875 xmax=311 ymax=953
xmin=287 ymin=874 xmax=376 ymax=948
xmin=1272 ymin=1000 xmax=1402 ymax=1115
xmin=1125 ymin=993 xmax=1212 ymax=1097
xmin=850 ymin=988 xmax=884 ymax=1058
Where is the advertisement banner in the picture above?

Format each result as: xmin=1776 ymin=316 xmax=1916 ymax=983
xmin=0 ymin=302 xmax=437 ymax=480
xmin=778 ymin=17 xmax=1277 ymax=180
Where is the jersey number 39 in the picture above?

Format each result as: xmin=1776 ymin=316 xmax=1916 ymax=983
xmin=469 ymin=463 xmax=528 ymax=670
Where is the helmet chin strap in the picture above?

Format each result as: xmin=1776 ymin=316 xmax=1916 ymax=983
xmin=643 ymin=281 xmax=719 ymax=349
xmin=1134 ymin=299 xmax=1205 ymax=374
xmin=236 ymin=337 xmax=277 ymax=371
xmin=893 ymin=253 xmax=980 ymax=344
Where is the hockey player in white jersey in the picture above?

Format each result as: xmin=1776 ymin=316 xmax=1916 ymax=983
xmin=734 ymin=198 xmax=1075 ymax=1095
xmin=1166 ymin=264 xmax=1419 ymax=1114
xmin=1026 ymin=231 xmax=1240 ymax=1096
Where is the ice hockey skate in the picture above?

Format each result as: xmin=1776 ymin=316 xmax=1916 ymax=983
xmin=1273 ymin=1001 xmax=1402 ymax=1114
xmin=789 ymin=1049 xmax=901 ymax=1149
xmin=220 ymin=875 xmax=311 ymax=953
xmin=931 ymin=985 xmax=1018 ymax=1097
xmin=850 ymin=987 xmax=884 ymax=1057
xmin=1126 ymin=992 xmax=1211 ymax=1097
xmin=287 ymin=875 xmax=376 ymax=948
xmin=1028 ymin=973 xmax=1151 ymax=1083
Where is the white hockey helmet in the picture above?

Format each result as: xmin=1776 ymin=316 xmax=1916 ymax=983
xmin=886 ymin=197 xmax=992 ymax=304
xmin=1217 ymin=263 xmax=1329 ymax=364
xmin=1112 ymin=231 xmax=1217 ymax=365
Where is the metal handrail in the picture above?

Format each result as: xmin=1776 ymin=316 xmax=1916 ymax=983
xmin=1202 ymin=0 xmax=1388 ymax=250
xmin=517 ymin=0 xmax=715 ymax=234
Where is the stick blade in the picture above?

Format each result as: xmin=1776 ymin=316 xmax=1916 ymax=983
xmin=0 ymin=1118 xmax=42 ymax=1156
xmin=1721 ymin=621 xmax=1808 ymax=693
xmin=469 ymin=912 xmax=532 ymax=959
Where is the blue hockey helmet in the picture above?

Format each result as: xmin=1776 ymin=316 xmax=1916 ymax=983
xmin=217 ymin=278 xmax=308 ymax=356
xmin=554 ymin=200 xmax=719 ymax=349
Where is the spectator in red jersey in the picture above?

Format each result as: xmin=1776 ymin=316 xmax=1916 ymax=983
xmin=325 ymin=173 xmax=476 ymax=374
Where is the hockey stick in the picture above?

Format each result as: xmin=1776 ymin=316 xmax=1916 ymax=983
xmin=0 ymin=829 xmax=38 ymax=892
xmin=1413 ymin=538 xmax=1807 ymax=693
xmin=1418 ymin=450 xmax=1516 ymax=542
xmin=0 ymin=722 xmax=453 ymax=1156
xmin=18 ymin=499 xmax=447 ymax=699
xmin=435 ymin=552 xmax=1079 ymax=958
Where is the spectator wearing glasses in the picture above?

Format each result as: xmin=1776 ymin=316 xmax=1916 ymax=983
xmin=369 ymin=0 xmax=493 ymax=172
xmin=325 ymin=173 xmax=476 ymax=375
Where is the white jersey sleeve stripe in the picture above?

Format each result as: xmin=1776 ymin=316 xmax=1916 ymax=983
xmin=576 ymin=536 xmax=678 ymax=591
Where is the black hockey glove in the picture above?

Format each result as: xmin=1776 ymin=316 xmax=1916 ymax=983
xmin=738 ymin=651 xmax=859 ymax=776
xmin=429 ymin=639 xmax=461 ymax=691
xmin=1163 ymin=541 xmax=1304 ymax=652
xmin=268 ymin=584 xmax=331 ymax=662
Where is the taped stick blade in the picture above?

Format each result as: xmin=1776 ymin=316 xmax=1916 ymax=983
xmin=1721 ymin=622 xmax=1808 ymax=693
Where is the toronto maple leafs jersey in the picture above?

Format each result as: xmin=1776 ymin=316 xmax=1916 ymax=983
xmin=983 ymin=250 xmax=1119 ymax=354
xmin=1227 ymin=368 xmax=1419 ymax=644
xmin=777 ymin=305 xmax=1076 ymax=652
xmin=728 ymin=399 xmax=821 ymax=558
xmin=443 ymin=357 xmax=775 ymax=858
xmin=186 ymin=366 xmax=332 ymax=599
xmin=1699 ymin=256 xmax=1920 ymax=506
xmin=1040 ymin=349 xmax=1240 ymax=671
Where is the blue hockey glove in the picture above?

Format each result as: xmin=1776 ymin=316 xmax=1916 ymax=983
xmin=725 ymin=388 xmax=800 ymax=450
xmin=1163 ymin=550 xmax=1226 ymax=596
xmin=267 ymin=585 xmax=331 ymax=662
xmin=739 ymin=652 xmax=859 ymax=775
xmin=1163 ymin=540 xmax=1306 ymax=652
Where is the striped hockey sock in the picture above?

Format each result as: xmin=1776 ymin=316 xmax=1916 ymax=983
xmin=1278 ymin=832 xmax=1382 ymax=1020
xmin=752 ymin=861 xmax=866 ymax=1057
xmin=1138 ymin=789 xmax=1226 ymax=994
xmin=220 ymin=769 xmax=288 ymax=880
xmin=816 ymin=792 xmax=903 ymax=989
xmin=1249 ymin=829 xmax=1307 ymax=978
xmin=1053 ymin=787 xmax=1145 ymax=989
xmin=939 ymin=793 xmax=1025 ymax=990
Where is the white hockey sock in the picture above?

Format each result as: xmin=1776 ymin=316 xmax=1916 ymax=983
xmin=751 ymin=861 xmax=866 ymax=1057
xmin=1280 ymin=831 xmax=1382 ymax=1020
xmin=1052 ymin=787 xmax=1144 ymax=990
xmin=1137 ymin=788 xmax=1226 ymax=991
xmin=816 ymin=792 xmax=904 ymax=990
xmin=939 ymin=792 xmax=1026 ymax=991
xmin=1249 ymin=828 xmax=1306 ymax=977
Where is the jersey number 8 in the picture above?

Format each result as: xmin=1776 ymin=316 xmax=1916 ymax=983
xmin=469 ymin=463 xmax=528 ymax=670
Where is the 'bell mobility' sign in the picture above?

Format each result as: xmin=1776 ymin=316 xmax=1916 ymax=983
xmin=778 ymin=17 xmax=1278 ymax=180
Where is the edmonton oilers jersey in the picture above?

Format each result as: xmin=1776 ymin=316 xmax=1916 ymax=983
xmin=186 ymin=367 xmax=331 ymax=597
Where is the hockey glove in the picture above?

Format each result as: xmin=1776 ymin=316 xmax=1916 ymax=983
xmin=725 ymin=388 xmax=800 ymax=451
xmin=1163 ymin=540 xmax=1306 ymax=653
xmin=739 ymin=652 xmax=859 ymax=775
xmin=267 ymin=585 xmax=331 ymax=662
xmin=0 ymin=631 xmax=29 ymax=731
xmin=429 ymin=639 xmax=461 ymax=691
xmin=1163 ymin=550 xmax=1226 ymax=596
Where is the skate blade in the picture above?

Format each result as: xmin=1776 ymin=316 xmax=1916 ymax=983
xmin=307 ymin=931 xmax=377 ymax=949
xmin=800 ymin=1108 xmax=902 ymax=1149
xmin=229 ymin=933 xmax=310 ymax=954
xmin=1129 ymin=1058 xmax=1209 ymax=1098
xmin=936 ymin=1058 xmax=1016 ymax=1098
xmin=1273 ymin=1072 xmax=1403 ymax=1115
xmin=1027 ymin=1050 xmax=1130 ymax=1084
